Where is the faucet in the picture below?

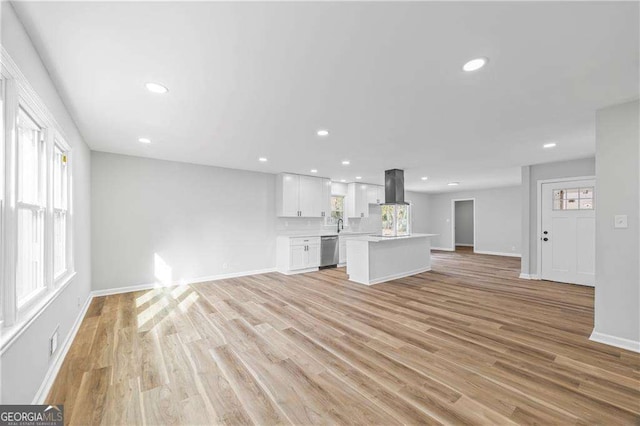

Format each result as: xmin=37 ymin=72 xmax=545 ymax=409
xmin=337 ymin=218 xmax=344 ymax=233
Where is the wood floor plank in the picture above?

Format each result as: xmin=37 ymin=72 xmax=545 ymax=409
xmin=47 ymin=249 xmax=640 ymax=425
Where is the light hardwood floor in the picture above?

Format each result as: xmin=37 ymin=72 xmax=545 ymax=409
xmin=47 ymin=250 xmax=640 ymax=425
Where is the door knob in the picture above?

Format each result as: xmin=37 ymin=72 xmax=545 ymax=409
xmin=543 ymin=237 xmax=549 ymax=242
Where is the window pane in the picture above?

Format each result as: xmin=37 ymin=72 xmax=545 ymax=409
xmin=54 ymin=211 xmax=66 ymax=277
xmin=579 ymin=199 xmax=594 ymax=209
xmin=580 ymin=187 xmax=593 ymax=199
xmin=565 ymin=199 xmax=579 ymax=210
xmin=17 ymin=208 xmax=44 ymax=305
xmin=564 ymin=188 xmax=579 ymax=200
xmin=53 ymin=145 xmax=67 ymax=210
xmin=17 ymin=108 xmax=42 ymax=205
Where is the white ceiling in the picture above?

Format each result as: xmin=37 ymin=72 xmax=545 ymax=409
xmin=12 ymin=1 xmax=639 ymax=193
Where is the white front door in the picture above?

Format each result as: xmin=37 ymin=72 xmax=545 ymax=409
xmin=541 ymin=179 xmax=595 ymax=286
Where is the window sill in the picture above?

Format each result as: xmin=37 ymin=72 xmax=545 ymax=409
xmin=0 ymin=271 xmax=77 ymax=355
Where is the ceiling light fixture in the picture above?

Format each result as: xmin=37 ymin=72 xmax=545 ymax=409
xmin=258 ymin=157 xmax=268 ymax=162
xmin=317 ymin=129 xmax=329 ymax=137
xmin=145 ymin=82 xmax=169 ymax=94
xmin=448 ymin=182 xmax=460 ymax=186
xmin=543 ymin=142 xmax=557 ymax=148
xmin=463 ymin=57 xmax=488 ymax=72
xmin=310 ymin=169 xmax=318 ymax=173
xmin=138 ymin=138 xmax=151 ymax=144
xmin=355 ymin=176 xmax=362 ymax=180
xmin=342 ymin=160 xmax=350 ymax=165
xmin=421 ymin=176 xmax=428 ymax=181
xmin=340 ymin=179 xmax=346 ymax=183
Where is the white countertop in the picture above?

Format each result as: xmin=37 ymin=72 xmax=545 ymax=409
xmin=348 ymin=233 xmax=438 ymax=243
xmin=277 ymin=231 xmax=373 ymax=238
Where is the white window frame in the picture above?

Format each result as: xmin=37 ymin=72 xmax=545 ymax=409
xmin=1 ymin=47 xmax=76 ymax=350
xmin=52 ymin=136 xmax=73 ymax=283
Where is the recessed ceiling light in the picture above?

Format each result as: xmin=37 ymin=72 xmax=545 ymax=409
xmin=355 ymin=176 xmax=362 ymax=180
xmin=258 ymin=157 xmax=268 ymax=162
xmin=543 ymin=142 xmax=557 ymax=148
xmin=138 ymin=138 xmax=151 ymax=144
xmin=342 ymin=160 xmax=350 ymax=165
xmin=317 ymin=129 xmax=329 ymax=137
xmin=310 ymin=169 xmax=318 ymax=173
xmin=340 ymin=179 xmax=346 ymax=183
xmin=448 ymin=182 xmax=460 ymax=186
xmin=421 ymin=176 xmax=428 ymax=181
xmin=145 ymin=82 xmax=169 ymax=94
xmin=463 ymin=57 xmax=488 ymax=72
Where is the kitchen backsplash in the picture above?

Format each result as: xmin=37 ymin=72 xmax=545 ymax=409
xmin=276 ymin=204 xmax=382 ymax=234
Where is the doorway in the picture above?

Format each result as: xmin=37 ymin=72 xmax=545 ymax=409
xmin=453 ymin=199 xmax=475 ymax=252
xmin=539 ymin=178 xmax=595 ymax=286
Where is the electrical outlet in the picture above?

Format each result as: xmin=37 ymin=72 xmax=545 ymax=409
xmin=223 ymin=262 xmax=229 ymax=269
xmin=614 ymin=215 xmax=628 ymax=229
xmin=511 ymin=246 xmax=516 ymax=252
xmin=77 ymin=296 xmax=81 ymax=307
xmin=50 ymin=327 xmax=59 ymax=357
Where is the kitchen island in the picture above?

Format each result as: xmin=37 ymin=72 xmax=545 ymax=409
xmin=346 ymin=233 xmax=437 ymax=285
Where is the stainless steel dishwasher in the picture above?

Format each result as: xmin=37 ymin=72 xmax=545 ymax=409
xmin=320 ymin=236 xmax=339 ymax=268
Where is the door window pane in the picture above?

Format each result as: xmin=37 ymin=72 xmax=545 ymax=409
xmin=553 ymin=187 xmax=595 ymax=210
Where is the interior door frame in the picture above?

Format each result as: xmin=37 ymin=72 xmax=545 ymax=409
xmin=451 ymin=198 xmax=476 ymax=252
xmin=536 ymin=175 xmax=596 ymax=280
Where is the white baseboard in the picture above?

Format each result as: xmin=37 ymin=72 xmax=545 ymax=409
xmin=431 ymin=247 xmax=454 ymax=251
xmin=32 ymin=293 xmax=93 ymax=404
xmin=349 ymin=267 xmax=432 ymax=286
xmin=455 ymin=244 xmax=474 ymax=247
xmin=519 ymin=273 xmax=540 ymax=280
xmin=474 ymin=250 xmax=522 ymax=258
xmin=92 ymin=267 xmax=277 ymax=297
xmin=590 ymin=330 xmax=640 ymax=353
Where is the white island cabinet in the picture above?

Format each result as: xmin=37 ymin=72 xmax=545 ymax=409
xmin=346 ymin=234 xmax=437 ymax=285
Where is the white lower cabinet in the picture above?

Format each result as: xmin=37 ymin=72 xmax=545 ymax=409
xmin=276 ymin=236 xmax=321 ymax=274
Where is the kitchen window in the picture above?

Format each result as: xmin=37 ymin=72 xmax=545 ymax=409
xmin=16 ymin=107 xmax=46 ymax=307
xmin=328 ymin=195 xmax=344 ymax=224
xmin=1 ymin=52 xmax=75 ymax=342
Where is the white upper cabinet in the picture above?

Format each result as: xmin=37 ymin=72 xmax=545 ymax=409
xmin=276 ymin=173 xmax=301 ymax=217
xmin=346 ymin=183 xmax=369 ymax=218
xmin=321 ymin=178 xmax=331 ymax=218
xmin=276 ymin=173 xmax=330 ymax=218
xmin=367 ymin=184 xmax=385 ymax=205
xmin=299 ymin=175 xmax=323 ymax=217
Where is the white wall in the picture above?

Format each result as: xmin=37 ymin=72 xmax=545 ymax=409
xmin=427 ymin=186 xmax=521 ymax=256
xmin=520 ymin=157 xmax=596 ymax=276
xmin=1 ymin=3 xmax=92 ymax=404
xmin=91 ymin=152 xmax=277 ymax=290
xmin=454 ymin=200 xmax=474 ymax=246
xmin=593 ymin=100 xmax=639 ymax=349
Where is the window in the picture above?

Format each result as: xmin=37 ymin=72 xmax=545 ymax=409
xmin=1 ymin=52 xmax=75 ymax=337
xmin=553 ymin=187 xmax=594 ymax=210
xmin=329 ymin=195 xmax=344 ymax=224
xmin=53 ymin=144 xmax=68 ymax=278
xmin=16 ymin=107 xmax=46 ymax=307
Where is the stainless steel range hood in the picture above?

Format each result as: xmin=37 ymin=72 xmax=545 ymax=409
xmin=384 ymin=169 xmax=409 ymax=205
